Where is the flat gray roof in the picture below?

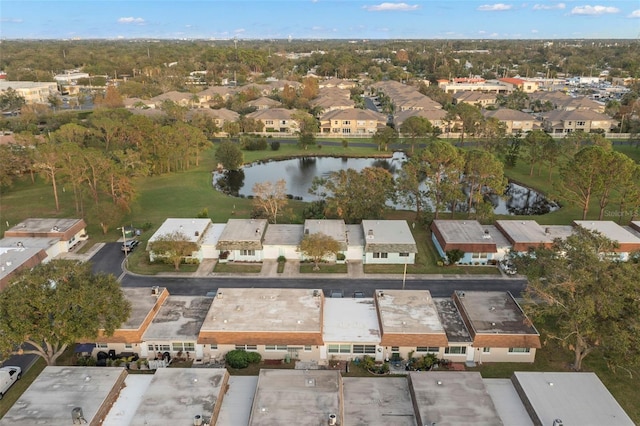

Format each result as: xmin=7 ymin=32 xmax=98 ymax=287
xmin=0 ymin=247 xmax=45 ymax=283
xmin=6 ymin=218 xmax=83 ymax=234
xmin=433 ymin=297 xmax=472 ymax=343
xmin=263 ymin=224 xmax=304 ymax=246
xmin=323 ymin=298 xmax=380 ymax=343
xmin=0 ymin=236 xmax=61 ymax=250
xmin=455 ymin=291 xmax=538 ymax=335
xmin=343 ymin=377 xmax=416 ymax=425
xmin=120 ymin=287 xmax=166 ymax=330
xmin=346 ymin=224 xmax=364 ymax=247
xmin=432 ymin=219 xmax=494 ymax=243
xmin=574 ymin=220 xmax=640 ymax=245
xmin=1 ymin=366 xmax=126 ymax=425
xmin=200 ymin=288 xmax=322 ymax=333
xmin=218 ymin=218 xmax=268 ymax=243
xmin=362 ymin=220 xmax=415 ymax=245
xmin=217 ymin=376 xmax=259 ymax=426
xmin=484 ymin=379 xmax=533 ymax=426
xmin=497 ymin=220 xmax=572 ymax=244
xmin=248 ymin=369 xmax=342 ymax=426
xmin=512 ymin=372 xmax=634 ymax=426
xmin=304 ymin=219 xmax=346 ymax=243
xmin=129 ymin=368 xmax=228 ymax=426
xmin=375 ymin=290 xmax=446 ymax=335
xmin=409 ymin=371 xmax=503 ymax=425
xmin=201 ymin=223 xmax=226 ymax=246
xmin=142 ymin=295 xmax=213 ymax=341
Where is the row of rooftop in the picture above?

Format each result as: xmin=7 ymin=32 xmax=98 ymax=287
xmin=3 ymin=367 xmax=633 ymax=426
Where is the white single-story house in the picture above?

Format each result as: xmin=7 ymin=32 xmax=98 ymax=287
xmin=573 ymin=220 xmax=640 ymax=261
xmin=430 ymin=220 xmax=510 ymax=265
xmin=146 ymin=218 xmax=212 ymax=262
xmin=216 ymin=219 xmax=268 ymax=262
xmin=362 ymin=220 xmax=417 ymax=264
xmin=262 ymin=224 xmax=304 ymax=260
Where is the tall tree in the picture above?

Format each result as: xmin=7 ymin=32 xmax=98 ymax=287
xmin=310 ymin=167 xmax=395 ymax=223
xmin=597 ymin=151 xmax=637 ymax=220
xmin=373 ymin=126 xmax=398 ymax=152
xmin=514 ymin=227 xmax=640 ymax=372
xmin=33 ymin=143 xmax=63 ymax=211
xmin=558 ymin=145 xmax=607 ymax=220
xmin=400 ymin=116 xmax=432 ymax=154
xmin=298 ymin=233 xmax=341 ymax=271
xmin=523 ymin=129 xmax=552 ymax=176
xmin=0 ymin=260 xmax=131 ymax=366
xmin=463 ymin=150 xmax=506 ymax=215
xmin=149 ymin=231 xmax=199 ymax=271
xmin=252 ymin=179 xmax=289 ymax=224
xmin=215 ymin=141 xmax=244 ymax=171
xmin=454 ymin=103 xmax=482 ymax=145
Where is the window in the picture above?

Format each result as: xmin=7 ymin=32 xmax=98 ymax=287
xmin=352 ymin=345 xmax=376 ymax=354
xmin=391 ymin=347 xmax=399 ymax=353
xmin=210 ymin=344 xmax=218 ymax=350
xmin=124 ymin=343 xmax=132 ymax=349
xmin=153 ymin=344 xmax=170 ymax=352
xmin=342 ymin=128 xmax=351 ymax=134
xmin=472 ymin=252 xmax=488 ymax=259
xmin=265 ymin=120 xmax=274 ymax=125
xmin=576 ymin=121 xmax=585 ymax=126
xmin=342 ymin=120 xmax=351 ymax=125
xmin=235 ymin=344 xmax=258 ymax=351
xmin=483 ymin=347 xmax=491 ymax=353
xmin=304 ymin=345 xmax=312 ymax=352
xmin=241 ymin=249 xmax=255 ymax=256
xmin=328 ymin=344 xmax=351 ymax=354
xmin=416 ymin=347 xmax=439 ymax=353
xmin=172 ymin=342 xmax=195 ymax=352
xmin=508 ymin=347 xmax=531 ymax=353
xmin=399 ymin=253 xmax=409 ymax=257
xmin=265 ymin=345 xmax=288 ymax=351
xmin=444 ymin=346 xmax=467 ymax=355
xmin=96 ymin=343 xmax=108 ymax=349
xmin=373 ymin=253 xmax=388 ymax=259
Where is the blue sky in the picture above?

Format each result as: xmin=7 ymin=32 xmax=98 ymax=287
xmin=1 ymin=1 xmax=639 ymax=39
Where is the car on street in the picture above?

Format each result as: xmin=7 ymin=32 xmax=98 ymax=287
xmin=121 ymin=239 xmax=140 ymax=253
xmin=352 ymin=291 xmax=365 ymax=298
xmin=0 ymin=366 xmax=21 ymax=400
xmin=329 ymin=289 xmax=344 ymax=298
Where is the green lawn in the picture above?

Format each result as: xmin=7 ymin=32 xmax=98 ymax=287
xmin=299 ymin=263 xmax=348 ymax=273
xmin=213 ymin=263 xmax=262 ymax=273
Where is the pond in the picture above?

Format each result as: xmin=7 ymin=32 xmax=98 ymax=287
xmin=213 ymin=152 xmax=559 ymax=215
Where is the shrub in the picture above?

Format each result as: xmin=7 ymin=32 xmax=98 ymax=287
xmin=336 ymin=253 xmax=346 ymax=261
xmin=225 ymin=349 xmax=261 ymax=369
xmin=341 ymin=139 xmax=349 ymax=148
xmin=270 ymin=141 xmax=281 ymax=151
xmin=277 ymin=255 xmax=286 ymax=263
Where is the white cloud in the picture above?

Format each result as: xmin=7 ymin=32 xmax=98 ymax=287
xmin=0 ymin=18 xmax=24 ymax=23
xmin=234 ymin=28 xmax=246 ymax=34
xmin=531 ymin=29 xmax=539 ymax=33
xmin=570 ymin=5 xmax=619 ymax=15
xmin=117 ymin=17 xmax=145 ymax=24
xmin=628 ymin=9 xmax=640 ymax=18
xmin=477 ymin=3 xmax=513 ymax=11
xmin=532 ymin=3 xmax=565 ymax=10
xmin=363 ymin=2 xmax=420 ymax=12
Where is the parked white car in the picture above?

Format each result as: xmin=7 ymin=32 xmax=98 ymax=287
xmin=0 ymin=366 xmax=21 ymax=400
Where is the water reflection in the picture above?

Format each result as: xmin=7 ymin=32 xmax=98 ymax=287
xmin=212 ymin=153 xmax=559 ymax=215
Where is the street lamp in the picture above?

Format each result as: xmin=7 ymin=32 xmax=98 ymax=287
xmin=118 ymin=226 xmax=128 ymax=266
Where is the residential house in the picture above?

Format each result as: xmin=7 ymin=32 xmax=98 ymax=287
xmin=197 ymin=288 xmax=324 ymax=363
xmin=319 ymin=108 xmax=387 ymax=135
xmin=361 ymin=220 xmax=417 ymax=264
xmin=245 ymin=96 xmax=281 ymax=110
xmin=0 ymin=246 xmax=47 ymax=291
xmin=319 ymin=78 xmax=357 ymax=90
xmin=262 ymin=224 xmax=304 ymax=260
xmin=149 ymin=90 xmax=195 ymax=108
xmin=374 ymin=289 xmax=448 ymax=361
xmin=540 ymin=109 xmax=616 ymax=134
xmin=394 ymin=108 xmax=449 ymax=131
xmin=482 ymin=108 xmax=537 ymax=134
xmin=246 ymin=108 xmax=300 ymax=133
xmin=498 ymin=77 xmax=539 ymax=93
xmin=215 ymin=218 xmax=268 ymax=262
xmin=573 ymin=220 xmax=640 ymax=261
xmin=451 ymin=291 xmax=541 ymax=364
xmin=370 ymin=80 xmax=442 ymax=111
xmin=437 ymin=80 xmax=511 ymax=94
xmin=452 ymin=90 xmax=498 ymax=107
xmin=323 ymin=297 xmax=382 ymax=362
xmin=123 ymin=97 xmax=155 ymax=109
xmin=141 ymin=295 xmax=213 ymax=363
xmin=495 ymin=220 xmax=573 ymax=253
xmin=5 ymin=218 xmax=89 ymax=252
xmin=186 ymin=108 xmax=240 ymax=132
xmin=430 ymin=220 xmax=511 ymax=265
xmin=146 ymin=218 xmax=212 ymax=263
xmin=310 ymin=88 xmax=355 ymax=113
xmin=196 ymin=85 xmax=237 ymax=105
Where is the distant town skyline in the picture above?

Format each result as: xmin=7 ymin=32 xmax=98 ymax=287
xmin=2 ymin=1 xmax=639 ymax=40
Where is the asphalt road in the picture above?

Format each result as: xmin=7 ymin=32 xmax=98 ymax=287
xmin=87 ymin=241 xmax=527 ymax=298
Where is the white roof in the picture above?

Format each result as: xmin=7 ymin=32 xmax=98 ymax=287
xmin=201 ymin=223 xmax=226 ymax=247
xmin=573 ymin=220 xmax=640 ymax=245
xmin=323 ymin=298 xmax=380 ymax=343
xmin=148 ymin=218 xmax=211 ymax=244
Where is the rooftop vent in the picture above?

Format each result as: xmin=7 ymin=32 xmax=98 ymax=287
xmin=367 ymin=229 xmax=374 ymax=239
xmin=378 ymin=291 xmax=384 ymax=298
xmin=52 ymin=225 xmax=60 ymax=232
xmin=489 ymin=306 xmax=496 ymax=311
xmin=436 ymin=380 xmax=443 ymax=386
xmin=217 ymin=291 xmax=223 ymax=299
xmin=151 ymin=286 xmax=159 ymax=295
xmin=194 ymin=414 xmax=203 ymax=426
xmin=17 ymin=241 xmax=23 ymax=247
xmin=255 ymin=228 xmax=260 ymax=235
xmin=482 ymin=229 xmax=491 ymax=239
xmin=545 ymin=227 xmax=551 ymax=235
xmin=313 ymin=290 xmax=320 ymax=297
xmin=71 ymin=407 xmax=86 ymax=424
xmin=305 ymin=228 xmax=310 ymax=235
xmin=552 ymin=419 xmax=563 ymax=426
xmin=195 ymin=231 xmax=199 ymax=237
xmin=328 ymin=414 xmax=337 ymax=425
xmin=458 ymin=291 xmax=465 ymax=298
